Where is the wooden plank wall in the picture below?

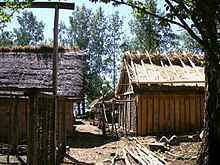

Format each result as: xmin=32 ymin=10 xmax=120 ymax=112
xmin=137 ymin=93 xmax=204 ymax=135
xmin=0 ymin=98 xmax=75 ymax=141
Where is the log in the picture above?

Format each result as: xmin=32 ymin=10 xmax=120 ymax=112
xmin=136 ymin=145 xmax=164 ymax=165
xmin=125 ymin=147 xmax=147 ymax=165
xmin=122 ymin=148 xmax=131 ymax=165
xmin=136 ymin=140 xmax=168 ymax=165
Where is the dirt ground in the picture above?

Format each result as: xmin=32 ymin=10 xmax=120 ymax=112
xmin=62 ymin=119 xmax=201 ymax=165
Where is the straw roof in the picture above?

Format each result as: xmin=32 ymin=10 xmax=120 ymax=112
xmin=117 ymin=51 xmax=205 ymax=94
xmin=0 ymin=49 xmax=87 ymax=98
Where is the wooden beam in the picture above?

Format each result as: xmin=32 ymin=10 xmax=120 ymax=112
xmin=186 ymin=54 xmax=204 ymax=79
xmin=0 ymin=2 xmax=75 ymax=10
xmin=165 ymin=54 xmax=181 ymax=80
xmin=131 ymin=80 xmax=205 ymax=84
xmin=176 ymin=53 xmax=193 ymax=79
xmin=145 ymin=50 xmax=159 ymax=81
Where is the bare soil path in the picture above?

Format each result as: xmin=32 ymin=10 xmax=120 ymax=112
xmin=62 ymin=119 xmax=125 ymax=165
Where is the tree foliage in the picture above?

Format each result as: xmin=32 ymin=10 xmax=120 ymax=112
xmin=13 ymin=10 xmax=45 ymax=45
xmin=128 ymin=0 xmax=179 ymax=51
xmin=0 ymin=0 xmax=31 ymax=30
xmin=65 ymin=5 xmax=124 ymax=103
xmin=0 ymin=10 xmax=45 ymax=46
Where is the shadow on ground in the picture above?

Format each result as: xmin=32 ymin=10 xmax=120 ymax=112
xmin=67 ymin=120 xmax=119 ymax=148
xmin=67 ymin=131 xmax=119 ymax=148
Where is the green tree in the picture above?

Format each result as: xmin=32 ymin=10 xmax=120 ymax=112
xmin=87 ymin=7 xmax=111 ymax=102
xmin=128 ymin=0 xmax=179 ymax=51
xmin=58 ymin=21 xmax=69 ymax=46
xmin=179 ymin=30 xmax=202 ymax=52
xmin=0 ymin=31 xmax=13 ymax=46
xmin=13 ymin=10 xmax=45 ymax=45
xmin=0 ymin=0 xmax=31 ymax=30
xmin=68 ymin=5 xmax=125 ymax=104
xmin=69 ymin=5 xmax=92 ymax=49
xmin=90 ymin=0 xmax=220 ymax=164
xmin=107 ymin=11 xmax=124 ymax=89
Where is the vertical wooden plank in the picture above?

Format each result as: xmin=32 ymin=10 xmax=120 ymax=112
xmin=153 ymin=94 xmax=159 ymax=134
xmin=141 ymin=94 xmax=147 ymax=135
xmin=159 ymin=95 xmax=165 ymax=133
xmin=137 ymin=94 xmax=142 ymax=135
xmin=175 ymin=94 xmax=180 ymax=133
xmin=147 ymin=95 xmax=153 ymax=134
xmin=164 ymin=95 xmax=170 ymax=133
xmin=195 ymin=94 xmax=201 ymax=130
xmin=27 ymin=93 xmax=37 ymax=165
xmin=170 ymin=95 xmax=175 ymax=133
xmin=200 ymin=95 xmax=205 ymax=128
xmin=185 ymin=95 xmax=190 ymax=132
xmin=190 ymin=94 xmax=196 ymax=131
xmin=61 ymin=100 xmax=66 ymax=156
xmin=119 ymin=104 xmax=122 ymax=127
xmin=180 ymin=95 xmax=185 ymax=132
xmin=141 ymin=95 xmax=147 ymax=135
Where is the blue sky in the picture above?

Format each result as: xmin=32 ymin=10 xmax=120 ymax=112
xmin=6 ymin=0 xmax=134 ymax=40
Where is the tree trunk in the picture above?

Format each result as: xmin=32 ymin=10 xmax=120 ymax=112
xmin=197 ymin=53 xmax=220 ymax=164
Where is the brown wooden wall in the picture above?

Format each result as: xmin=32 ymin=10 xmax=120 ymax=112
xmin=0 ymin=97 xmax=75 ymax=141
xmin=137 ymin=93 xmax=204 ymax=135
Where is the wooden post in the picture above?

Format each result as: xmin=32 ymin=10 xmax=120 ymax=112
xmin=53 ymin=4 xmax=59 ymax=165
xmin=27 ymin=92 xmax=38 ymax=165
xmin=61 ymin=100 xmax=66 ymax=155
xmin=77 ymin=103 xmax=81 ymax=115
xmin=11 ymin=96 xmax=19 ymax=154
xmin=112 ymin=99 xmax=115 ymax=134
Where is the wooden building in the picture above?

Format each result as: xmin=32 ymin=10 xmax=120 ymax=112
xmin=116 ymin=51 xmax=205 ymax=135
xmin=0 ymin=46 xmax=87 ymax=141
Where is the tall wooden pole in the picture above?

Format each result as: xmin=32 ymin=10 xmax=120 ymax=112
xmin=53 ymin=4 xmax=59 ymax=165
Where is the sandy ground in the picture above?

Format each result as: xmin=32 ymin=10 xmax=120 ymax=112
xmin=62 ymin=119 xmax=201 ymax=165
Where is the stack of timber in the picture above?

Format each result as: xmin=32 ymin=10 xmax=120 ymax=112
xmin=122 ymin=140 xmax=168 ymax=165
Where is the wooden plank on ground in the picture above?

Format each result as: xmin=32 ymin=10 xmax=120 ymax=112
xmin=159 ymin=95 xmax=165 ymax=133
xmin=153 ymin=94 xmax=159 ymax=134
xmin=147 ymin=95 xmax=153 ymax=134
xmin=141 ymin=94 xmax=147 ymax=135
xmin=175 ymin=94 xmax=180 ymax=133
xmin=190 ymin=94 xmax=196 ymax=131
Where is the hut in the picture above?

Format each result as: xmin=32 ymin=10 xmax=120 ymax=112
xmin=0 ymin=45 xmax=87 ymax=142
xmin=116 ymin=51 xmax=205 ymax=135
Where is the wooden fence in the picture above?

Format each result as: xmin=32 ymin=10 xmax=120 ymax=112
xmin=137 ymin=93 xmax=204 ymax=135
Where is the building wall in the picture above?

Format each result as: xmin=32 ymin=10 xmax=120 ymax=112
xmin=137 ymin=92 xmax=204 ymax=135
xmin=0 ymin=97 xmax=75 ymax=142
xmin=118 ymin=94 xmax=137 ymax=134
xmin=0 ymin=98 xmax=27 ymax=142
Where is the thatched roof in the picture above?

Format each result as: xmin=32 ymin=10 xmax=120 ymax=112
xmin=0 ymin=49 xmax=87 ymax=99
xmin=117 ymin=51 xmax=205 ymax=94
